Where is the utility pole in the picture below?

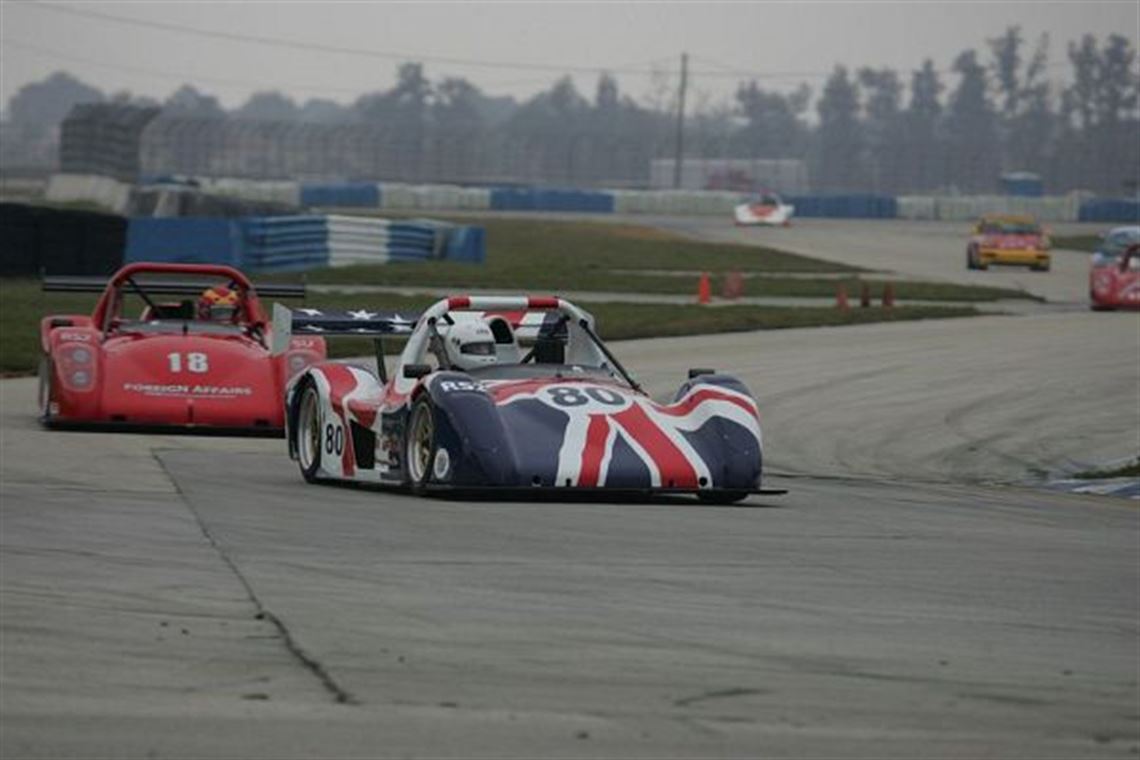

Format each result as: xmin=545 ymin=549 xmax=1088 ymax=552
xmin=672 ymin=52 xmax=688 ymax=189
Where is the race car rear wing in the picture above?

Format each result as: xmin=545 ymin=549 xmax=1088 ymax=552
xmin=270 ymin=303 xmax=419 ymax=355
xmin=272 ymin=303 xmax=420 ymax=383
xmin=43 ymin=276 xmax=307 ymax=298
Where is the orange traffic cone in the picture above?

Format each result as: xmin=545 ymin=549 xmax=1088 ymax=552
xmin=697 ymin=272 xmax=711 ymax=304
xmin=836 ymin=283 xmax=849 ymax=310
xmin=860 ymin=282 xmax=871 ymax=308
xmin=882 ymin=282 xmax=895 ymax=308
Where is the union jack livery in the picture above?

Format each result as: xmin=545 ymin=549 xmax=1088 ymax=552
xmin=280 ymin=296 xmax=780 ymax=503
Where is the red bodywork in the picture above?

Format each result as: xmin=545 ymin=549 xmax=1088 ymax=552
xmin=39 ymin=262 xmax=326 ymax=431
xmin=1090 ymin=244 xmax=1140 ymax=310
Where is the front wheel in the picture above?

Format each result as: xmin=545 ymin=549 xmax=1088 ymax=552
xmin=404 ymin=396 xmax=438 ymax=493
xmin=295 ymin=382 xmax=324 ymax=483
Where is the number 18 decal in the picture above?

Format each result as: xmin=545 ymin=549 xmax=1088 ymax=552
xmin=167 ymin=352 xmax=209 ymax=374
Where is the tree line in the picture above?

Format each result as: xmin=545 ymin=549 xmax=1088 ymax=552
xmin=3 ymin=27 xmax=1137 ymax=194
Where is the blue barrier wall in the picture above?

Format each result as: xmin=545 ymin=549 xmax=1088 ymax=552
xmin=125 ymin=218 xmax=241 ymax=265
xmin=243 ymin=217 xmax=332 ymax=271
xmin=490 ymin=187 xmax=615 ymax=213
xmin=787 ymin=195 xmax=898 ymax=219
xmin=124 ymin=215 xmax=485 ymax=271
xmin=1078 ymin=199 xmax=1140 ymax=223
xmin=1001 ymin=173 xmax=1044 ymax=197
xmin=445 ymin=226 xmax=486 ymax=263
xmin=300 ymin=182 xmax=380 ymax=208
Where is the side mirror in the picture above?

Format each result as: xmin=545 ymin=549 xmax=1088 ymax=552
xmin=402 ymin=363 xmax=432 ymax=379
xmin=688 ymin=368 xmax=716 ymax=379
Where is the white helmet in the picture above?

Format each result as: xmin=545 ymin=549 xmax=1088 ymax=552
xmin=444 ymin=320 xmax=498 ymax=371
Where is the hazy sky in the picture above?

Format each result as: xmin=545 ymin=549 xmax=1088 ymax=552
xmin=1 ymin=1 xmax=1137 ymax=112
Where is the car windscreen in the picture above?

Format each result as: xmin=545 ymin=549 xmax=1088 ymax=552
xmin=464 ymin=363 xmax=620 ymax=383
xmin=983 ymin=221 xmax=1041 ymax=235
xmin=1102 ymin=230 xmax=1140 ymax=256
xmin=114 ymin=320 xmax=248 ymax=337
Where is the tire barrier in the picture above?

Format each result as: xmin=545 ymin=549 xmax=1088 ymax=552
xmin=786 ymin=195 xmax=898 ymax=219
xmin=44 ymin=174 xmax=133 ymax=214
xmin=378 ymin=184 xmax=492 ymax=211
xmin=1078 ymin=199 xmax=1140 ymax=223
xmin=300 ymin=182 xmax=380 ymax=208
xmin=0 ymin=203 xmax=127 ymax=277
xmin=896 ymin=195 xmax=1083 ymax=222
xmin=1000 ymin=172 xmax=1044 ymax=198
xmin=43 ymin=172 xmax=1140 ymax=223
xmin=123 ymin=215 xmax=485 ymax=272
xmin=489 ymin=187 xmax=615 ymax=213
xmin=611 ymin=189 xmax=739 ymax=215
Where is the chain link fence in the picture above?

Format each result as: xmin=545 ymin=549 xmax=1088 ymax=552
xmin=59 ymin=104 xmax=669 ymax=188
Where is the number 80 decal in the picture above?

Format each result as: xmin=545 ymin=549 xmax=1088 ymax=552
xmin=324 ymin=423 xmax=344 ymax=456
xmin=542 ymin=385 xmax=630 ymax=412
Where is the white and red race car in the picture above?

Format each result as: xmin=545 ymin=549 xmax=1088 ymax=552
xmin=1090 ymin=229 xmax=1140 ymax=310
xmin=734 ymin=193 xmax=795 ymax=227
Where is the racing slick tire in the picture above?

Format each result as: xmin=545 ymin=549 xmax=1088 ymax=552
xmin=295 ymin=381 xmax=324 ymax=483
xmin=966 ymin=248 xmax=977 ymax=270
xmin=1089 ymin=290 xmax=1114 ymax=311
xmin=37 ymin=356 xmax=56 ymax=427
xmin=404 ymin=395 xmax=439 ymax=494
xmin=1032 ymin=262 xmax=1051 ymax=272
xmin=698 ymin=490 xmax=749 ymax=505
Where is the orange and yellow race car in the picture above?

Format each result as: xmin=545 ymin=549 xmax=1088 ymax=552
xmin=966 ymin=214 xmax=1052 ymax=272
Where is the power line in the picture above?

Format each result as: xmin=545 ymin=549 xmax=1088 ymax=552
xmin=1 ymin=37 xmax=369 ymax=97
xmin=688 ymin=53 xmax=1073 ymax=83
xmin=2 ymin=36 xmax=669 ymax=110
xmin=2 ymin=36 xmax=665 ymax=106
xmin=27 ymin=2 xmax=669 ymax=77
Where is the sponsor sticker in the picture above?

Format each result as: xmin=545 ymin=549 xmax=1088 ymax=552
xmin=122 ymin=382 xmax=253 ymax=397
xmin=439 ymin=379 xmax=481 ymax=393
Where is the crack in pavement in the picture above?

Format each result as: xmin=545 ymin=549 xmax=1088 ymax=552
xmin=150 ymin=451 xmax=359 ymax=706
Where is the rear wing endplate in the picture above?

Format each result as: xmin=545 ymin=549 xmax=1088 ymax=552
xmin=43 ymin=276 xmax=306 ymax=298
xmin=271 ymin=303 xmax=419 ymax=355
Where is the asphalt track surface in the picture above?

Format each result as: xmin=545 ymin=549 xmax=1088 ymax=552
xmin=649 ymin=217 xmax=1100 ymax=305
xmin=2 ymin=218 xmax=1138 ymax=758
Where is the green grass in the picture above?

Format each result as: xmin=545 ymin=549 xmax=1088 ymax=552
xmin=734 ymin=277 xmax=1033 ymax=302
xmin=291 ymin=217 xmax=861 ymax=295
xmin=297 ymin=292 xmax=980 ymax=359
xmin=0 ymin=280 xmax=980 ymax=374
xmin=1072 ymin=459 xmax=1140 ymax=480
xmin=0 ymin=281 xmax=95 ymax=375
xmin=284 ymin=217 xmax=1033 ymax=301
xmin=1050 ymin=235 xmax=1102 ymax=253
